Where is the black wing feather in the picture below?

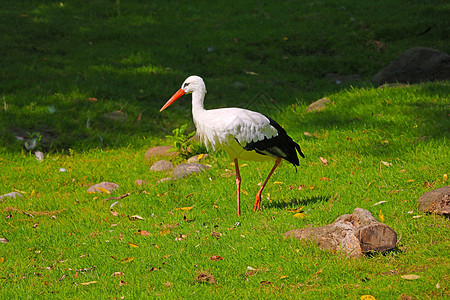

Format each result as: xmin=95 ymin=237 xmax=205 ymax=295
xmin=242 ymin=115 xmax=304 ymax=166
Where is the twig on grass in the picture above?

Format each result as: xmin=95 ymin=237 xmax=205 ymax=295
xmin=102 ymin=192 xmax=131 ymax=202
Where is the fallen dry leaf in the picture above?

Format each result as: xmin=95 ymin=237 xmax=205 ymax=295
xmin=320 ymin=157 xmax=328 ymax=166
xmin=96 ymin=187 xmax=110 ymax=194
xmin=111 ymin=272 xmax=124 ymax=277
xmin=293 ymin=213 xmax=306 ymax=218
xmin=423 ymin=181 xmax=434 ymax=188
xmin=136 ymin=230 xmax=152 ymax=236
xmin=175 ymin=234 xmax=188 ymax=241
xmin=0 ymin=238 xmax=9 ymax=243
xmin=176 ymin=205 xmax=194 ymax=211
xmin=381 ymin=161 xmax=392 ymax=167
xmin=129 ymin=215 xmax=144 ymax=220
xmin=209 ymin=255 xmax=223 ymax=261
xmin=401 ymin=274 xmax=420 ymax=280
xmin=134 ymin=113 xmax=142 ymax=127
xmin=120 ymin=257 xmax=134 ymax=263
xmin=378 ymin=209 xmax=384 ymax=222
xmin=80 ymin=281 xmax=97 ymax=286
xmin=119 ymin=280 xmax=127 ymax=286
xmin=360 ymin=295 xmax=376 ymax=300
xmin=128 ymin=242 xmax=139 ymax=248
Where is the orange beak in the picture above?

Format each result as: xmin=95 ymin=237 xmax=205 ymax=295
xmin=160 ymin=88 xmax=185 ymax=112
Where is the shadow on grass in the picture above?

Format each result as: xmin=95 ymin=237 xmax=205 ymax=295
xmin=365 ymin=246 xmax=403 ymax=259
xmin=267 ymin=195 xmax=331 ymax=210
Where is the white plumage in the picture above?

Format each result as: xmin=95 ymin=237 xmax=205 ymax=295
xmin=160 ymin=75 xmax=304 ymax=215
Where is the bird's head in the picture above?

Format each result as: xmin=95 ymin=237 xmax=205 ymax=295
xmin=160 ymin=75 xmax=206 ymax=112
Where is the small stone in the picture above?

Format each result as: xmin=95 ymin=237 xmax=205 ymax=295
xmin=0 ymin=192 xmax=23 ymax=202
xmin=417 ymin=186 xmax=450 ymax=215
xmin=172 ymin=163 xmax=210 ymax=179
xmin=144 ymin=146 xmax=178 ymax=160
xmin=87 ymin=182 xmax=119 ymax=193
xmin=35 ymin=151 xmax=44 ymax=162
xmin=150 ymin=160 xmax=174 ymax=171
xmin=59 ymin=168 xmax=67 ymax=172
xmin=25 ymin=139 xmax=38 ymax=151
xmin=305 ymin=97 xmax=331 ymax=112
xmin=187 ymin=154 xmax=209 ymax=163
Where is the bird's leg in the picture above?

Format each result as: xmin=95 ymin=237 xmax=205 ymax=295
xmin=234 ymin=158 xmax=241 ymax=216
xmin=254 ymin=158 xmax=282 ymax=211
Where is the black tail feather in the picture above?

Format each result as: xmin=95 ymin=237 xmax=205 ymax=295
xmin=243 ymin=115 xmax=305 ymax=167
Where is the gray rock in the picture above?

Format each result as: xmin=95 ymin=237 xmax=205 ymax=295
xmin=87 ymin=182 xmax=119 ymax=193
xmin=150 ymin=160 xmax=174 ymax=171
xmin=372 ymin=47 xmax=450 ymax=84
xmin=25 ymin=139 xmax=38 ymax=151
xmin=417 ymin=186 xmax=450 ymax=215
xmin=305 ymin=97 xmax=331 ymax=112
xmin=172 ymin=163 xmax=210 ymax=179
xmin=35 ymin=151 xmax=44 ymax=162
xmin=0 ymin=192 xmax=23 ymax=202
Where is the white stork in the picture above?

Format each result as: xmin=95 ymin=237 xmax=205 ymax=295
xmin=160 ymin=75 xmax=304 ymax=215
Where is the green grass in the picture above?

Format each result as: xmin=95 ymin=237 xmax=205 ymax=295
xmin=1 ymin=0 xmax=449 ymax=299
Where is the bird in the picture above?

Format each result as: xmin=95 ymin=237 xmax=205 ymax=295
xmin=160 ymin=75 xmax=304 ymax=215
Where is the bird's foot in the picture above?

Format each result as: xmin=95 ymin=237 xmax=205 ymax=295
xmin=254 ymin=192 xmax=262 ymax=211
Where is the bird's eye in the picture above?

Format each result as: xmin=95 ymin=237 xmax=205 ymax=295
xmin=183 ymin=83 xmax=190 ymax=88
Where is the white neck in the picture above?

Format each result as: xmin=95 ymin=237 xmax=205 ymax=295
xmin=191 ymin=87 xmax=207 ymax=117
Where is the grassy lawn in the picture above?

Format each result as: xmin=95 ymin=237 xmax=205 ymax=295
xmin=1 ymin=0 xmax=449 ymax=299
